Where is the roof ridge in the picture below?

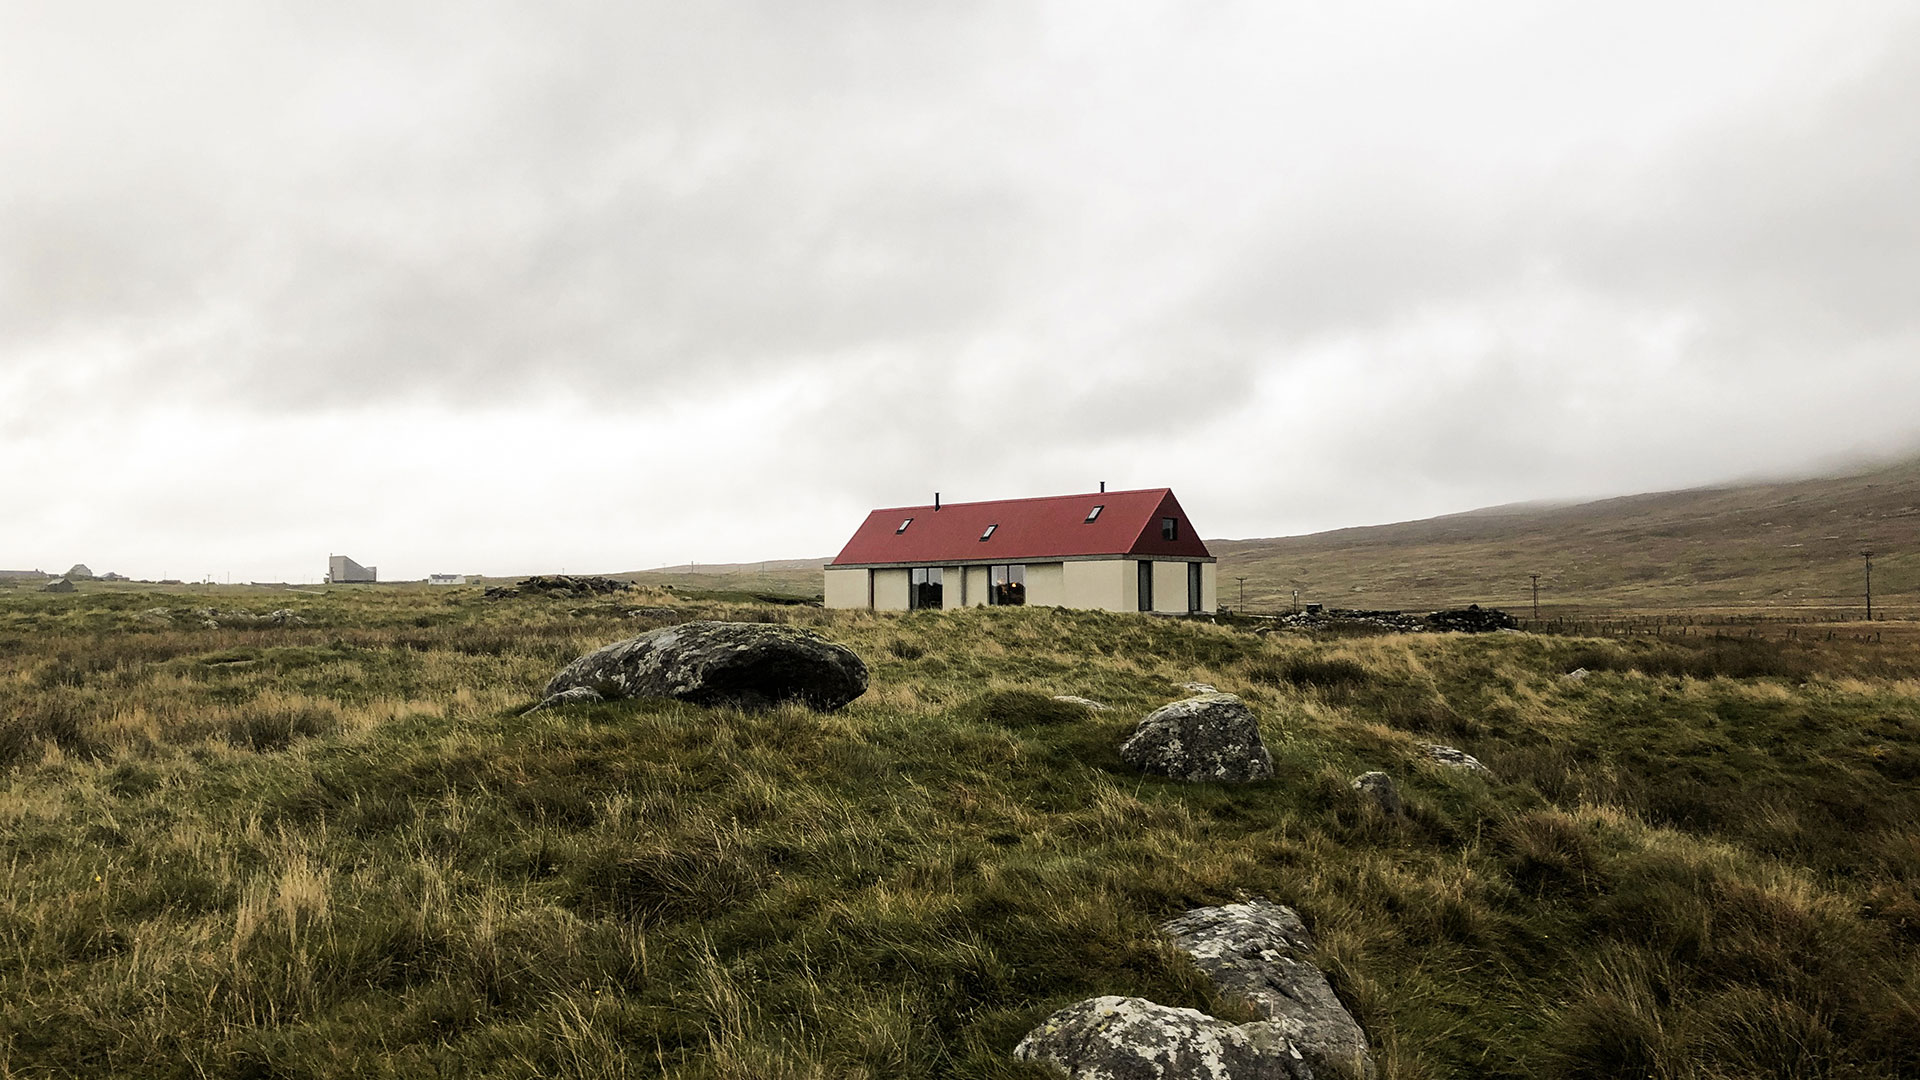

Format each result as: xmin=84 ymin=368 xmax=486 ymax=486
xmin=870 ymin=488 xmax=1168 ymax=513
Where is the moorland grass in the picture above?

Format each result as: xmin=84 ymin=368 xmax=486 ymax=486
xmin=0 ymin=585 xmax=1917 ymax=1077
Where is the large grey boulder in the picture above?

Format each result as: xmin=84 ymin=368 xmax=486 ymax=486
xmin=1014 ymin=996 xmax=1308 ymax=1080
xmin=1120 ymin=694 xmax=1273 ymax=783
xmin=543 ymin=620 xmax=867 ymax=711
xmin=1160 ymin=901 xmax=1373 ymax=1079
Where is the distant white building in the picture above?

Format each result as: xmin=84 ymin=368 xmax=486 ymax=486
xmin=427 ymin=574 xmax=472 ymax=586
xmin=327 ymin=555 xmax=377 ymax=584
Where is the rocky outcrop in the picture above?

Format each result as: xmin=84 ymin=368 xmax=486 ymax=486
xmin=1423 ymin=744 xmax=1491 ymax=777
xmin=1014 ymin=997 xmax=1307 ymax=1080
xmin=1121 ymin=694 xmax=1272 ymax=783
xmin=543 ymin=620 xmax=867 ymax=711
xmin=1423 ymin=605 xmax=1518 ymax=633
xmin=1160 ymin=902 xmax=1373 ymax=1079
xmin=1350 ymin=772 xmax=1400 ymax=815
xmin=485 ymin=575 xmax=633 ymax=600
xmin=1249 ymin=605 xmax=1518 ymax=635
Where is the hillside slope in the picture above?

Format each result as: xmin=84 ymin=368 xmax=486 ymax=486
xmin=1214 ymin=458 xmax=1920 ymax=614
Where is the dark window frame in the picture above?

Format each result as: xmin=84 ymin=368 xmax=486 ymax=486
xmin=909 ymin=567 xmax=943 ymax=610
xmin=1161 ymin=517 xmax=1179 ymax=541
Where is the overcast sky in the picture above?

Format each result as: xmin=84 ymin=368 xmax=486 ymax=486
xmin=5 ymin=2 xmax=1918 ymax=581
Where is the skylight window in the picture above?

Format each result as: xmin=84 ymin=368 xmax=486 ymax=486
xmin=896 ymin=518 xmax=913 ymax=534
xmin=1085 ymin=505 xmax=1104 ymax=523
xmin=979 ymin=524 xmax=998 ymax=541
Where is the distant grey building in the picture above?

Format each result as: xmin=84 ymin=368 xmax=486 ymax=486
xmin=64 ymin=564 xmax=94 ymax=580
xmin=327 ymin=555 xmax=377 ymax=584
xmin=427 ymin=574 xmax=472 ymax=586
xmin=42 ymin=578 xmax=75 ymax=593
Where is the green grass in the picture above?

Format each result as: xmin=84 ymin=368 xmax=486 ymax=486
xmin=1 ymin=584 xmax=1918 ymax=1077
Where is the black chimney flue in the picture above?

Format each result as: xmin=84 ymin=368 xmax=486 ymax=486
xmin=934 ymin=492 xmax=941 ymax=511
xmin=1099 ymin=481 xmax=1106 ymax=493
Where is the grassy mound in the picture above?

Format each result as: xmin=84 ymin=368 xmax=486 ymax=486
xmin=0 ymin=587 xmax=1917 ymax=1077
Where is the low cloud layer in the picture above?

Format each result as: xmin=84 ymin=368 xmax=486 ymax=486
xmin=4 ymin=2 xmax=1917 ymax=580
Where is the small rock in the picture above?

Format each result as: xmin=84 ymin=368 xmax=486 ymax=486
xmin=1051 ymin=695 xmax=1111 ymax=712
xmin=1351 ymin=771 xmax=1401 ymax=815
xmin=1423 ymin=744 xmax=1492 ymax=778
xmin=525 ymin=686 xmax=605 ymax=713
xmin=1178 ymin=681 xmax=1219 ymax=694
xmin=1121 ymin=693 xmax=1273 ymax=783
xmin=544 ymin=620 xmax=868 ymax=711
xmin=1014 ymin=996 xmax=1307 ymax=1080
xmin=1563 ymin=667 xmax=1589 ymax=681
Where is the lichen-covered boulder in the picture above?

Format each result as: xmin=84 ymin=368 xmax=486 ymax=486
xmin=1160 ymin=901 xmax=1374 ymax=1080
xmin=1013 ymin=996 xmax=1307 ymax=1080
xmin=1120 ymin=694 xmax=1273 ymax=783
xmin=543 ymin=621 xmax=867 ymax=711
xmin=1350 ymin=771 xmax=1400 ymax=816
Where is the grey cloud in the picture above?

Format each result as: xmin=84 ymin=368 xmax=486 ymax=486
xmin=2 ymin=3 xmax=1043 ymax=409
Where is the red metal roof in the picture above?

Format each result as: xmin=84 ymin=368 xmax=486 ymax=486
xmin=830 ymin=488 xmax=1213 ymax=566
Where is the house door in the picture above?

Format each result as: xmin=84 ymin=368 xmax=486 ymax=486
xmin=1188 ymin=562 xmax=1202 ymax=613
xmin=1137 ymin=561 xmax=1153 ymax=612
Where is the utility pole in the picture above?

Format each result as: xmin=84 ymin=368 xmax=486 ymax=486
xmin=1530 ymin=574 xmax=1540 ymax=622
xmin=1863 ymin=552 xmax=1875 ymax=621
xmin=1236 ymin=577 xmax=1247 ymax=612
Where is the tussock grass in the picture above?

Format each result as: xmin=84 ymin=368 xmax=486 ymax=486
xmin=0 ymin=586 xmax=1917 ymax=1076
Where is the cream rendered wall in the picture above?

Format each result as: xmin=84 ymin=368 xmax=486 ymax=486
xmin=1024 ymin=562 xmax=1065 ymax=606
xmin=872 ymin=568 xmax=911 ymax=611
xmin=1202 ymin=562 xmax=1218 ymax=612
xmin=823 ymin=568 xmax=870 ymax=609
xmin=940 ymin=566 xmax=965 ymax=608
xmin=1153 ymin=560 xmax=1192 ymax=613
xmin=1063 ymin=558 xmax=1130 ymax=611
xmin=960 ymin=566 xmax=989 ymax=607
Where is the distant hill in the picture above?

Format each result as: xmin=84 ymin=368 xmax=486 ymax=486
xmin=620 ymin=558 xmax=828 ymax=598
xmin=1212 ymin=458 xmax=1920 ymax=615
